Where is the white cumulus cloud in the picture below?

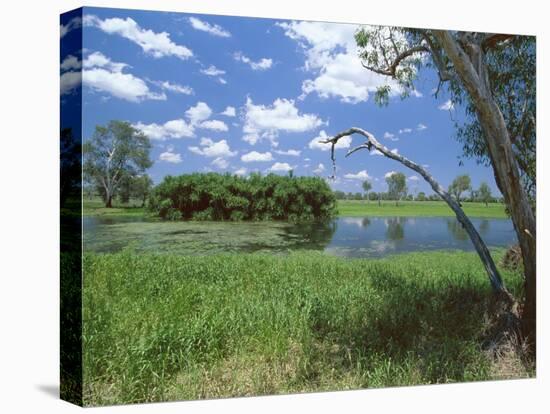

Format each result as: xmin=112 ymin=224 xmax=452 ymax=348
xmin=243 ymin=97 xmax=324 ymax=145
xmin=201 ymin=65 xmax=225 ymax=77
xmin=189 ymin=138 xmax=237 ymax=158
xmin=186 ymin=102 xmax=213 ymax=125
xmin=268 ymin=162 xmax=293 ymax=173
xmin=159 ymin=150 xmax=182 ymax=163
xmin=234 ymin=52 xmax=273 ymax=70
xmin=274 ymin=149 xmax=301 ymax=156
xmin=85 ymin=15 xmax=193 ymax=60
xmin=188 ymin=17 xmax=231 ymax=37
xmin=60 ymin=55 xmax=81 ymax=71
xmin=134 ymin=119 xmax=194 ymax=140
xmin=60 ymin=16 xmax=82 ymax=38
xmin=157 ymin=81 xmax=193 ymax=95
xmin=278 ymin=21 xmax=401 ymax=103
xmin=211 ymin=157 xmax=229 ymax=169
xmin=309 ymin=130 xmax=351 ymax=151
xmin=221 ymin=106 xmax=236 ymax=117
xmin=344 ymin=170 xmax=370 ymax=180
xmin=313 ymin=163 xmax=326 ymax=175
xmin=241 ymin=151 xmax=273 ymax=163
xmin=199 ymin=120 xmax=228 ymax=131
xmin=79 ymin=52 xmax=166 ymax=102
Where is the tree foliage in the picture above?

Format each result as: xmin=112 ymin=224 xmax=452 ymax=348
xmin=385 ymin=172 xmax=407 ymax=205
xmin=362 ymin=180 xmax=372 ymax=201
xmin=118 ymin=174 xmax=154 ymax=207
xmin=60 ymin=128 xmax=81 ymax=207
xmin=355 ymin=26 xmax=536 ymax=341
xmin=83 ymin=121 xmax=152 ymax=207
xmin=449 ymin=174 xmax=472 ymax=203
xmin=478 ymin=182 xmax=492 ymax=207
xmin=149 ymin=172 xmax=337 ymax=221
xmin=355 ymin=27 xmax=536 ymax=205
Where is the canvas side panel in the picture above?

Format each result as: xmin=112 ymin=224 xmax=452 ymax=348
xmin=60 ymin=7 xmax=83 ymax=407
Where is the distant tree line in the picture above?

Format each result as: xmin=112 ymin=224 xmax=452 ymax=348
xmin=149 ymin=172 xmax=337 ymax=221
xmin=334 ymin=174 xmax=501 ymax=206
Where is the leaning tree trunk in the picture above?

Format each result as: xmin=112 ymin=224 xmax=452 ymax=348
xmin=322 ymin=128 xmax=515 ymax=303
xmin=433 ymin=31 xmax=536 ymax=346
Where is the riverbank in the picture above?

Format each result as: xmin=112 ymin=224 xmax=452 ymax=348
xmin=337 ymin=200 xmax=507 ymax=218
xmin=83 ymin=197 xmax=146 ymax=217
xmin=82 ymin=250 xmax=531 ymax=406
xmin=83 ymin=198 xmax=508 ymax=219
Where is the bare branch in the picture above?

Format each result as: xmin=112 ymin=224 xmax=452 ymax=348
xmin=321 ymin=127 xmax=514 ymax=301
xmin=361 ymin=45 xmax=429 ymax=77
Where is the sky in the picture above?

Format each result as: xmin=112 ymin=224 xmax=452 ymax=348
xmin=60 ymin=6 xmax=501 ymax=196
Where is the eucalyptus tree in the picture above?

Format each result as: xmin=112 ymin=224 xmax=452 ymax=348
xmin=83 ymin=121 xmax=152 ymax=208
xmin=478 ymin=182 xmax=492 ymax=207
xmin=385 ymin=172 xmax=407 ymax=206
xmin=449 ymin=174 xmax=472 ymax=204
xmin=362 ymin=180 xmax=372 ymax=203
xmin=345 ymin=27 xmax=535 ymax=342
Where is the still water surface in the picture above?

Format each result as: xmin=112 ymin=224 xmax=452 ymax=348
xmin=83 ymin=216 xmax=516 ymax=258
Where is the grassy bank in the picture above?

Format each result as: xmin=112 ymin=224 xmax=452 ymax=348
xmin=82 ymin=250 xmax=530 ymax=406
xmin=84 ymin=197 xmax=508 ymax=219
xmin=337 ymin=200 xmax=507 ymax=218
xmin=83 ymin=197 xmax=146 ymax=217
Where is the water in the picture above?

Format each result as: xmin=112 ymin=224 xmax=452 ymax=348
xmin=83 ymin=216 xmax=516 ymax=258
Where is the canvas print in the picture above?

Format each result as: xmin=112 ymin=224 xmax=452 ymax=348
xmin=60 ymin=6 xmax=536 ymax=407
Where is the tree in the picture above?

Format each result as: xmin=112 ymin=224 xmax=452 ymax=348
xmin=416 ymin=191 xmax=426 ymax=201
xmin=386 ymin=172 xmax=407 ymax=206
xmin=354 ymin=27 xmax=536 ymax=343
xmin=362 ymin=180 xmax=372 ymax=203
xmin=133 ymin=175 xmax=154 ymax=207
xmin=334 ymin=190 xmax=346 ymax=200
xmin=322 ymin=128 xmax=512 ymax=308
xmin=83 ymin=121 xmax=152 ymax=208
xmin=478 ymin=182 xmax=492 ymax=207
xmin=449 ymin=174 xmax=471 ymax=204
xmin=60 ymin=128 xmax=81 ymax=208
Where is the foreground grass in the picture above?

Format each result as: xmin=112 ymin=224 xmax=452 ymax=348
xmin=82 ymin=250 xmax=531 ymax=406
xmin=337 ymin=200 xmax=507 ymax=218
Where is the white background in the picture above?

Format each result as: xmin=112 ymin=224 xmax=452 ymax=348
xmin=0 ymin=0 xmax=548 ymax=412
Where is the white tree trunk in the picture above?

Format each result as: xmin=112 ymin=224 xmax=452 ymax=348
xmin=433 ymin=31 xmax=536 ymax=342
xmin=323 ymin=127 xmax=514 ymax=302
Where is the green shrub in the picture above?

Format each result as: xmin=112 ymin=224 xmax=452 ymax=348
xmin=148 ymin=172 xmax=337 ymax=221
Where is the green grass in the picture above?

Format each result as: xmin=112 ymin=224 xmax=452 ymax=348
xmin=82 ymin=250 xmax=530 ymax=406
xmin=337 ymin=200 xmax=507 ymax=218
xmin=84 ymin=197 xmax=507 ymax=220
xmin=83 ymin=197 xmax=146 ymax=217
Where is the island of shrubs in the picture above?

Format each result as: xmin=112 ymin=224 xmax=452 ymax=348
xmin=148 ymin=172 xmax=337 ymax=221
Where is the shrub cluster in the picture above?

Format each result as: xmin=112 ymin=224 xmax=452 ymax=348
xmin=148 ymin=172 xmax=337 ymax=221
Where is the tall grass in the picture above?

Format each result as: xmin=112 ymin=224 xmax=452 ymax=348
xmin=82 ymin=250 xmax=529 ymax=406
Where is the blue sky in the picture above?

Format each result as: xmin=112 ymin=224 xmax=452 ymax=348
xmin=61 ymin=6 xmax=500 ymax=196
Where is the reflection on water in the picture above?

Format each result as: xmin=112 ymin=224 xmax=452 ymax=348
xmin=84 ymin=216 xmax=516 ymax=258
xmin=385 ymin=217 xmax=405 ymax=241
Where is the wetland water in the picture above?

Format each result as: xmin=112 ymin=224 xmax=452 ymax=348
xmin=83 ymin=216 xmax=516 ymax=258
